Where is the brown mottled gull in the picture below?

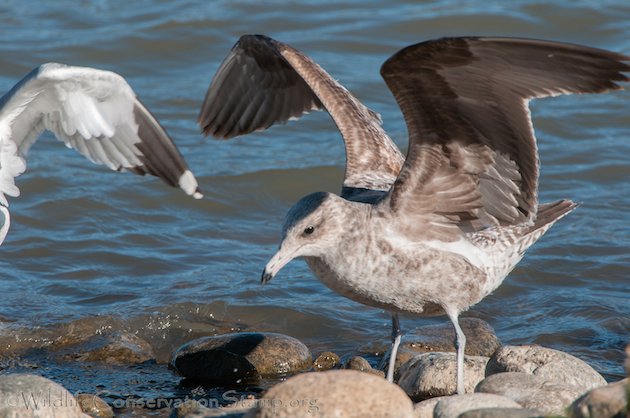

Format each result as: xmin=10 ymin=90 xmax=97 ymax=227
xmin=0 ymin=63 xmax=202 ymax=244
xmin=199 ymin=35 xmax=628 ymax=393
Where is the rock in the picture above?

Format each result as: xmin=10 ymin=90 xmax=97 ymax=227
xmin=76 ymin=394 xmax=113 ymax=418
xmin=249 ymin=370 xmax=413 ymax=418
xmin=170 ymin=399 xmax=211 ymax=417
xmin=397 ymin=352 xmax=489 ymax=400
xmin=383 ymin=318 xmax=501 ymax=375
xmin=171 ymin=332 xmax=311 ymax=383
xmin=625 ymin=344 xmax=630 ymax=377
xmin=344 ymin=356 xmax=385 ymax=377
xmin=458 ymin=407 xmax=545 ymax=418
xmin=433 ymin=393 xmax=522 ymax=418
xmin=476 ymin=372 xmax=585 ymax=416
xmin=413 ymin=396 xmax=448 ymax=418
xmin=64 ymin=331 xmax=155 ymax=364
xmin=170 ymin=399 xmax=252 ymax=417
xmin=568 ymin=378 xmax=628 ymax=418
xmin=0 ymin=374 xmax=87 ymax=417
xmin=487 ymin=345 xmax=606 ymax=392
xmin=313 ymin=351 xmax=340 ymax=371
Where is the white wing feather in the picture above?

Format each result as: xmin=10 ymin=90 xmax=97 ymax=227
xmin=0 ymin=63 xmax=201 ymax=241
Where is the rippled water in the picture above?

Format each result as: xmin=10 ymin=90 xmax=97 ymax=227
xmin=0 ymin=0 xmax=628 ymax=401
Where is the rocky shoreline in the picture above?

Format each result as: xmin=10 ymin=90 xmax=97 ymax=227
xmin=0 ymin=313 xmax=627 ymax=418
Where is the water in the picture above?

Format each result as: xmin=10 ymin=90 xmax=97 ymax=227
xmin=0 ymin=0 xmax=628 ymax=404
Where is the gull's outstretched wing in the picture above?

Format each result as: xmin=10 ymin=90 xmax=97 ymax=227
xmin=0 ymin=63 xmax=203 ymax=208
xmin=199 ymin=34 xmax=404 ymax=193
xmin=379 ymin=37 xmax=628 ymax=239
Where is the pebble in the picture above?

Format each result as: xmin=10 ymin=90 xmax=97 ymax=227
xmin=170 ymin=399 xmax=252 ymax=418
xmin=0 ymin=374 xmax=87 ymax=418
xmin=567 ymin=378 xmax=628 ymax=418
xmin=64 ymin=331 xmax=155 ymax=364
xmin=487 ymin=345 xmax=606 ymax=392
xmin=344 ymin=356 xmax=385 ymax=377
xmin=433 ymin=393 xmax=522 ymax=418
xmin=476 ymin=371 xmax=584 ymax=416
xmin=76 ymin=394 xmax=114 ymax=418
xmin=313 ymin=351 xmax=340 ymax=371
xmin=250 ymin=369 xmax=414 ymax=418
xmin=397 ymin=352 xmax=489 ymax=400
xmin=389 ymin=318 xmax=501 ymax=374
xmin=171 ymin=332 xmax=311 ymax=383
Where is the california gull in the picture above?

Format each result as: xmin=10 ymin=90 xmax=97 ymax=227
xmin=199 ymin=35 xmax=628 ymax=392
xmin=0 ymin=63 xmax=202 ymax=244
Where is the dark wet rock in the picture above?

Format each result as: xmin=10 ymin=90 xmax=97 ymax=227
xmin=568 ymin=378 xmax=628 ymax=418
xmin=384 ymin=318 xmax=501 ymax=375
xmin=487 ymin=345 xmax=606 ymax=392
xmin=251 ymin=370 xmax=413 ymax=417
xmin=413 ymin=396 xmax=448 ymax=418
xmin=63 ymin=331 xmax=155 ymax=364
xmin=76 ymin=394 xmax=114 ymax=418
xmin=344 ymin=355 xmax=385 ymax=377
xmin=313 ymin=351 xmax=340 ymax=371
xmin=398 ymin=352 xmax=489 ymax=400
xmin=0 ymin=374 xmax=87 ymax=417
xmin=476 ymin=371 xmax=584 ymax=416
xmin=171 ymin=332 xmax=311 ymax=383
xmin=458 ymin=407 xmax=545 ymax=418
xmin=433 ymin=393 xmax=522 ymax=418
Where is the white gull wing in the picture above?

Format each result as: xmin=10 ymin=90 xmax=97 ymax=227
xmin=0 ymin=63 xmax=202 ymax=210
xmin=199 ymin=34 xmax=404 ymax=193
xmin=378 ymin=37 xmax=628 ymax=240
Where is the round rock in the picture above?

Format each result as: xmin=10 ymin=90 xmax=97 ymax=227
xmin=476 ymin=371 xmax=585 ymax=416
xmin=344 ymin=356 xmax=385 ymax=377
xmin=390 ymin=318 xmax=501 ymax=373
xmin=397 ymin=352 xmax=489 ymax=400
xmin=251 ymin=370 xmax=413 ymax=418
xmin=171 ymin=332 xmax=311 ymax=383
xmin=458 ymin=407 xmax=545 ymax=418
xmin=568 ymin=378 xmax=627 ymax=418
xmin=0 ymin=374 xmax=87 ymax=417
xmin=313 ymin=351 xmax=340 ymax=371
xmin=487 ymin=345 xmax=606 ymax=392
xmin=433 ymin=393 xmax=521 ymax=418
xmin=413 ymin=396 xmax=449 ymax=418
xmin=64 ymin=331 xmax=155 ymax=364
xmin=76 ymin=394 xmax=114 ymax=418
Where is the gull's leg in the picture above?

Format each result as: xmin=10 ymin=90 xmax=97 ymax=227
xmin=445 ymin=307 xmax=466 ymax=394
xmin=386 ymin=312 xmax=402 ymax=383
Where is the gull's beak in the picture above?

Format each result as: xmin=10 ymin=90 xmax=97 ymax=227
xmin=261 ymin=244 xmax=298 ymax=284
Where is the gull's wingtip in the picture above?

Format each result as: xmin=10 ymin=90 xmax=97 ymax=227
xmin=178 ymin=170 xmax=203 ymax=200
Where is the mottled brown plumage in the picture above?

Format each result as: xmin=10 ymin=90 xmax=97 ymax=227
xmin=381 ymin=37 xmax=628 ymax=233
xmin=201 ymin=35 xmax=628 ymax=393
xmin=199 ymin=34 xmax=404 ymax=193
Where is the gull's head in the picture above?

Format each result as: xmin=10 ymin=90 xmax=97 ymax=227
xmin=261 ymin=191 xmax=346 ymax=284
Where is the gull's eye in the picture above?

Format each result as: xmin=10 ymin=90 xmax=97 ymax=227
xmin=303 ymin=225 xmax=315 ymax=235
